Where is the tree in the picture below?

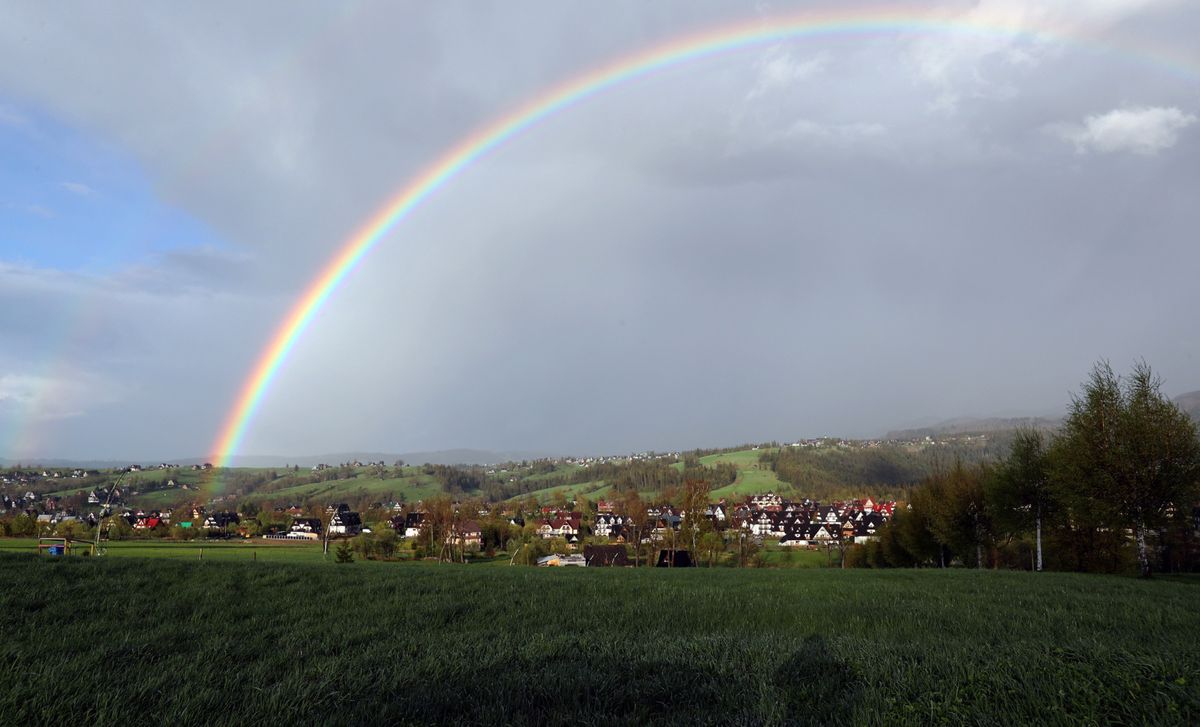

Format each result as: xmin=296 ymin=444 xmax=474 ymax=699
xmin=920 ymin=463 xmax=992 ymax=568
xmin=620 ymin=491 xmax=648 ymax=567
xmin=678 ymin=479 xmax=711 ymax=557
xmin=335 ymin=541 xmax=354 ymax=563
xmin=1054 ymin=362 xmax=1200 ymax=577
xmin=698 ymin=531 xmax=724 ymax=567
xmin=990 ymin=429 xmax=1052 ymax=571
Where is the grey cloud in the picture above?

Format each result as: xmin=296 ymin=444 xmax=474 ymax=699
xmin=1 ymin=0 xmax=1198 ymax=459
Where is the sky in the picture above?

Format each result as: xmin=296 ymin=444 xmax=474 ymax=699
xmin=1 ymin=0 xmax=1198 ymax=461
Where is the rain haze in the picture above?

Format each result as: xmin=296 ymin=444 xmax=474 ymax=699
xmin=1 ymin=0 xmax=1198 ymax=461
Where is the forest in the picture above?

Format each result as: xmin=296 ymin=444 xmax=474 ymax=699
xmin=850 ymin=362 xmax=1200 ymax=576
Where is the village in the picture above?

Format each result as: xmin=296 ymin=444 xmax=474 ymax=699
xmin=0 ymin=468 xmax=896 ymax=567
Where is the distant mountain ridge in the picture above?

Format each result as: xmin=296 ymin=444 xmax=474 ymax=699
xmin=885 ymin=416 xmax=1062 ymax=440
xmin=201 ymin=450 xmax=553 ymax=468
xmin=886 ymin=390 xmax=1200 ymax=440
xmin=7 ymin=392 xmax=1197 ymax=469
xmin=0 ymin=449 xmax=552 ymax=469
xmin=1175 ymin=390 xmax=1200 ymax=423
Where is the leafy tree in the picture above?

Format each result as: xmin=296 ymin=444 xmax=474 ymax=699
xmin=1053 ymin=362 xmax=1200 ymax=577
xmin=920 ymin=463 xmax=992 ymax=568
xmin=678 ymin=479 xmax=712 ymax=556
xmin=8 ymin=513 xmax=35 ymax=537
xmin=620 ymin=491 xmax=648 ymax=567
xmin=989 ymin=429 xmax=1053 ymax=571
xmin=698 ymin=531 xmax=724 ymax=567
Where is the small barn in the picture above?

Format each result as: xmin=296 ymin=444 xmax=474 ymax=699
xmin=655 ymin=549 xmax=694 ymax=568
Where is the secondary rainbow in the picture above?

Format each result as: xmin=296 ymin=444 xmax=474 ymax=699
xmin=209 ymin=7 xmax=1198 ymax=467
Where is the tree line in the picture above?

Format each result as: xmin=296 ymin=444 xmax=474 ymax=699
xmin=850 ymin=362 xmax=1200 ymax=576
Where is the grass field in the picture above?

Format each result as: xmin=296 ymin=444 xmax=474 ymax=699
xmin=240 ymin=473 xmax=443 ymax=504
xmin=0 ymin=538 xmax=344 ymax=564
xmin=699 ymin=448 xmax=776 ymax=467
xmin=1 ymin=554 xmax=1196 ymax=725
xmin=524 ymin=479 xmax=609 ymax=503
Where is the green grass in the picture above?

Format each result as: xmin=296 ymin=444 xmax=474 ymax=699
xmin=521 ymin=464 xmax=583 ymax=482
xmin=0 ymin=538 xmax=354 ymax=565
xmin=523 ymin=479 xmax=608 ymax=503
xmin=711 ymin=467 xmax=790 ymax=499
xmin=699 ymin=448 xmax=776 ymax=467
xmin=1 ymin=554 xmax=1196 ymax=725
xmin=758 ymin=545 xmax=833 ymax=568
xmin=239 ymin=474 xmax=442 ymax=505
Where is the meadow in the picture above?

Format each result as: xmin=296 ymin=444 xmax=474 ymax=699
xmin=1 ymin=553 xmax=1196 ymax=725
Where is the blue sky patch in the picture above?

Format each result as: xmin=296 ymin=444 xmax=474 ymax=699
xmin=0 ymin=99 xmax=226 ymax=272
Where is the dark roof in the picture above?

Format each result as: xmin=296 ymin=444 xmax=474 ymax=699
xmin=655 ymin=549 xmax=694 ymax=567
xmin=583 ymin=545 xmax=629 ymax=567
xmin=332 ymin=511 xmax=361 ymax=527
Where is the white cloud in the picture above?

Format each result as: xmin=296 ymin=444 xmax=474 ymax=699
xmin=0 ymin=104 xmax=28 ymax=127
xmin=907 ymin=0 xmax=1170 ymax=113
xmin=783 ymin=119 xmax=887 ymax=143
xmin=0 ymin=371 xmax=117 ymax=421
xmin=746 ymin=48 xmax=828 ymax=100
xmin=59 ymin=181 xmax=95 ymax=196
xmin=1049 ymin=106 xmax=1197 ymax=155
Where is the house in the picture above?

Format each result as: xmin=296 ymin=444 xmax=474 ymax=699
xmin=203 ymin=512 xmax=240 ymax=531
xmin=583 ymin=544 xmax=629 ymax=567
xmin=536 ymin=517 xmax=581 ymax=541
xmin=290 ymin=518 xmax=322 ymax=536
xmin=448 ymin=520 xmax=483 ymax=550
xmin=328 ymin=510 xmax=362 ymax=536
xmin=402 ymin=512 xmax=426 ymax=538
xmin=133 ymin=514 xmax=163 ymax=530
xmin=592 ymin=513 xmax=626 ymax=539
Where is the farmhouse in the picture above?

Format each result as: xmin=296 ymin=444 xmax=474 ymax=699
xmin=536 ymin=516 xmax=581 ymax=542
xmin=448 ymin=520 xmax=483 ymax=550
xmin=402 ymin=512 xmax=426 ymax=538
xmin=328 ymin=510 xmax=362 ymax=536
xmin=203 ymin=512 xmax=240 ymax=531
xmin=592 ymin=513 xmax=627 ymax=539
xmin=289 ymin=518 xmax=322 ymax=538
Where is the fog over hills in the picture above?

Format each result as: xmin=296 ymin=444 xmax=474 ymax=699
xmin=885 ymin=390 xmax=1200 ymax=440
xmin=6 ymin=392 xmax=1197 ymax=469
xmin=1175 ymin=391 xmax=1200 ymax=423
xmin=0 ymin=449 xmax=552 ymax=469
xmin=884 ymin=417 xmax=1063 ymax=440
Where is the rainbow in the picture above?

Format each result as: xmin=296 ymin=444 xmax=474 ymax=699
xmin=209 ymin=7 xmax=1198 ymax=468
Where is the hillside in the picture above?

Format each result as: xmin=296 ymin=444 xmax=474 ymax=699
xmin=10 ymin=436 xmax=1015 ymax=511
xmin=886 ymin=416 xmax=1060 ymax=440
xmin=1175 ymin=390 xmax=1200 ymax=423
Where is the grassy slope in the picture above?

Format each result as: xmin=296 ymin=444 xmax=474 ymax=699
xmin=1 ymin=555 xmax=1196 ymax=726
xmin=700 ymin=448 xmax=790 ymax=499
xmin=240 ymin=474 xmax=443 ymax=505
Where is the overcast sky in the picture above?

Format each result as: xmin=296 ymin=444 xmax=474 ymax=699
xmin=1 ymin=0 xmax=1198 ymax=460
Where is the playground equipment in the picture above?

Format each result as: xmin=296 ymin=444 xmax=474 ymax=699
xmin=37 ymin=537 xmax=96 ymax=557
